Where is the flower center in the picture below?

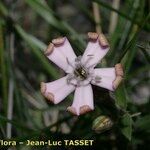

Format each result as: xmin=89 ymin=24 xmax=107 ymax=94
xmin=74 ymin=66 xmax=88 ymax=80
xmin=66 ymin=56 xmax=96 ymax=86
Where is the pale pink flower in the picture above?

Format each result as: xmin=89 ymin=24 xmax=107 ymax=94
xmin=41 ymin=32 xmax=124 ymax=116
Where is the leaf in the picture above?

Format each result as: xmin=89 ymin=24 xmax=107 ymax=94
xmin=121 ymin=37 xmax=137 ymax=75
xmin=93 ymin=0 xmax=149 ymax=31
xmin=116 ymin=13 xmax=150 ymax=63
xmin=15 ymin=24 xmax=59 ymax=78
xmin=115 ymin=83 xmax=127 ymax=110
xmin=137 ymin=44 xmax=150 ymax=64
xmin=25 ymin=0 xmax=63 ymax=31
xmin=25 ymin=0 xmax=85 ymax=47
xmin=0 ymin=1 xmax=8 ymax=16
xmin=121 ymin=113 xmax=132 ymax=141
xmin=0 ymin=21 xmax=8 ymax=114
xmin=0 ymin=115 xmax=34 ymax=133
xmin=16 ymin=25 xmax=46 ymax=50
xmin=134 ymin=115 xmax=150 ymax=131
xmin=75 ymin=0 xmax=94 ymax=23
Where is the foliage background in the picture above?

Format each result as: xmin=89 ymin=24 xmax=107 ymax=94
xmin=0 ymin=0 xmax=149 ymax=149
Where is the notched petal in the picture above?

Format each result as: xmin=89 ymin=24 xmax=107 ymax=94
xmin=44 ymin=43 xmax=54 ymax=56
xmin=88 ymin=32 xmax=98 ymax=40
xmin=113 ymin=64 xmax=124 ymax=90
xmin=40 ymin=82 xmax=46 ymax=94
xmin=80 ymin=105 xmax=92 ymax=115
xmin=46 ymin=92 xmax=55 ymax=103
xmin=99 ymin=33 xmax=109 ymax=49
xmin=40 ymin=82 xmax=54 ymax=103
xmin=115 ymin=63 xmax=124 ymax=77
xmin=113 ymin=76 xmax=123 ymax=90
xmin=52 ymin=37 xmax=66 ymax=45
xmin=67 ymin=106 xmax=78 ymax=116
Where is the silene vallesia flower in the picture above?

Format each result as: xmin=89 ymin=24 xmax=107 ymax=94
xmin=41 ymin=32 xmax=124 ymax=116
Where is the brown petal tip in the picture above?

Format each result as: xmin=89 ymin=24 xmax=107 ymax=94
xmin=52 ymin=37 xmax=65 ymax=45
xmin=67 ymin=106 xmax=78 ymax=116
xmin=113 ymin=76 xmax=123 ymax=90
xmin=88 ymin=32 xmax=98 ymax=40
xmin=45 ymin=92 xmax=54 ymax=103
xmin=40 ymin=82 xmax=46 ymax=95
xmin=80 ymin=105 xmax=92 ymax=115
xmin=99 ymin=33 xmax=109 ymax=48
xmin=44 ymin=43 xmax=54 ymax=56
xmin=115 ymin=63 xmax=124 ymax=77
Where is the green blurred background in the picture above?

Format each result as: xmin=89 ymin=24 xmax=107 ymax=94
xmin=0 ymin=0 xmax=150 ymax=149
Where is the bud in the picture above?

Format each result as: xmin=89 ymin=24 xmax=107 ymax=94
xmin=92 ymin=116 xmax=113 ymax=133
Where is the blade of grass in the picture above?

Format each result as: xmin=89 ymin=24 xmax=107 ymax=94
xmin=109 ymin=0 xmax=120 ymax=34
xmin=126 ymin=65 xmax=150 ymax=80
xmin=93 ymin=0 xmax=149 ymax=31
xmin=116 ymin=13 xmax=150 ymax=63
xmin=6 ymin=33 xmax=15 ymax=139
xmin=11 ymin=116 xmax=72 ymax=141
xmin=0 ymin=21 xmax=8 ymax=115
xmin=75 ymin=0 xmax=95 ymax=23
xmin=121 ymin=36 xmax=137 ymax=75
xmin=25 ymin=0 xmax=85 ymax=47
xmin=121 ymin=113 xmax=132 ymax=141
xmin=137 ymin=44 xmax=150 ymax=63
xmin=0 ymin=115 xmax=34 ymax=133
xmin=109 ymin=0 xmax=140 ymax=64
xmin=15 ymin=24 xmax=59 ymax=79
xmin=115 ymin=83 xmax=127 ymax=110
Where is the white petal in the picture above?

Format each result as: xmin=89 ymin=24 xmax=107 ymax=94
xmin=45 ymin=37 xmax=76 ymax=73
xmin=41 ymin=76 xmax=75 ymax=104
xmin=81 ymin=35 xmax=109 ymax=68
xmin=67 ymin=85 xmax=94 ymax=115
xmin=91 ymin=68 xmax=116 ymax=91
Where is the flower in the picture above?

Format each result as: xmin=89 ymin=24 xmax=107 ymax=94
xmin=41 ymin=32 xmax=124 ymax=116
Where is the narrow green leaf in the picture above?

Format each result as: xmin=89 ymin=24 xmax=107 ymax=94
xmin=0 ymin=1 xmax=8 ymax=16
xmin=127 ymin=65 xmax=150 ymax=80
xmin=93 ymin=0 xmax=149 ymax=31
xmin=15 ymin=24 xmax=59 ymax=78
xmin=121 ymin=113 xmax=132 ymax=141
xmin=25 ymin=0 xmax=63 ymax=31
xmin=25 ymin=0 xmax=85 ymax=47
xmin=75 ymin=0 xmax=95 ymax=23
xmin=0 ymin=21 xmax=8 ymax=114
xmin=115 ymin=83 xmax=127 ymax=110
xmin=15 ymin=25 xmax=46 ymax=50
xmin=116 ymin=13 xmax=150 ymax=63
xmin=137 ymin=44 xmax=150 ymax=64
xmin=0 ymin=115 xmax=34 ymax=133
xmin=121 ymin=37 xmax=137 ymax=75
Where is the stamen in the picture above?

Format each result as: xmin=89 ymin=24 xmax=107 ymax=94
xmin=67 ymin=56 xmax=93 ymax=87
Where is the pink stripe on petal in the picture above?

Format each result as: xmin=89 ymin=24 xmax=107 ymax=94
xmin=42 ymin=76 xmax=75 ymax=104
xmin=45 ymin=38 xmax=76 ymax=73
xmin=91 ymin=68 xmax=116 ymax=91
xmin=81 ymin=37 xmax=109 ymax=68
xmin=68 ymin=85 xmax=94 ymax=115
